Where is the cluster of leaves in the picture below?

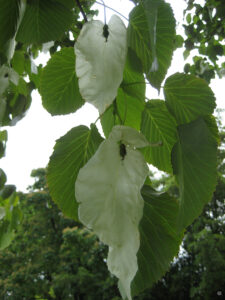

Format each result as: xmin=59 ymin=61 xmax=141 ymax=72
xmin=0 ymin=0 xmax=221 ymax=299
xmin=183 ymin=0 xmax=225 ymax=82
xmin=0 ymin=176 xmax=22 ymax=251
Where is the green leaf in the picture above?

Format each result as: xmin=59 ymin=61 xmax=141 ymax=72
xmin=164 ymin=73 xmax=216 ymax=125
xmin=0 ymin=130 xmax=7 ymax=142
xmin=100 ymin=104 xmax=117 ymax=138
xmin=75 ymin=126 xmax=149 ymax=300
xmin=100 ymin=87 xmax=145 ymax=138
xmin=101 ymin=48 xmax=145 ymax=138
xmin=16 ymin=0 xmax=73 ymax=44
xmin=47 ymin=125 xmax=103 ymax=220
xmin=11 ymin=50 xmax=26 ymax=75
xmin=0 ymin=0 xmax=21 ymax=63
xmin=172 ymin=118 xmax=217 ymax=230
xmin=0 ymin=207 xmax=6 ymax=220
xmin=75 ymin=15 xmax=127 ymax=114
xmin=0 ymin=168 xmax=7 ymax=190
xmin=131 ymin=185 xmax=182 ymax=296
xmin=0 ymin=185 xmax=16 ymax=200
xmin=141 ymin=100 xmax=177 ymax=173
xmin=120 ymin=47 xmax=145 ymax=102
xmin=0 ymin=221 xmax=15 ymax=250
xmin=128 ymin=0 xmax=175 ymax=90
xmin=117 ymin=88 xmax=145 ymax=131
xmin=40 ymin=47 xmax=84 ymax=116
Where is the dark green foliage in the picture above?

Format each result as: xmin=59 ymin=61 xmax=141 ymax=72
xmin=183 ymin=0 xmax=225 ymax=82
xmin=0 ymin=170 xmax=121 ymax=300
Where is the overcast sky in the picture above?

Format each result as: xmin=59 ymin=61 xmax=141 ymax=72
xmin=1 ymin=0 xmax=224 ymax=191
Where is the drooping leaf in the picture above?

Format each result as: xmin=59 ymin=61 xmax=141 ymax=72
xmin=16 ymin=0 xmax=73 ymax=44
xmin=164 ymin=73 xmax=216 ymax=125
xmin=47 ymin=125 xmax=103 ymax=220
xmin=141 ymin=100 xmax=177 ymax=173
xmin=131 ymin=185 xmax=182 ymax=296
xmin=172 ymin=118 xmax=217 ymax=230
xmin=75 ymin=126 xmax=149 ymax=300
xmin=75 ymin=15 xmax=127 ymax=114
xmin=128 ymin=0 xmax=175 ymax=90
xmin=40 ymin=47 xmax=84 ymax=115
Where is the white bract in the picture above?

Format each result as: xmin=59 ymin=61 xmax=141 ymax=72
xmin=75 ymin=126 xmax=149 ymax=300
xmin=75 ymin=15 xmax=127 ymax=114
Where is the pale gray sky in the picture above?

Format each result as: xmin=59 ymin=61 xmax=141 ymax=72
xmin=1 ymin=0 xmax=224 ymax=191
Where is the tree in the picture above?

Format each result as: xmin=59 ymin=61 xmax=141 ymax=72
xmin=0 ymin=1 xmax=220 ymax=298
xmin=0 ymin=169 xmax=121 ymax=300
xmin=183 ymin=0 xmax=225 ymax=82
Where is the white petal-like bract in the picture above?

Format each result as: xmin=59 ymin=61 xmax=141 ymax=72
xmin=75 ymin=15 xmax=127 ymax=114
xmin=75 ymin=126 xmax=149 ymax=300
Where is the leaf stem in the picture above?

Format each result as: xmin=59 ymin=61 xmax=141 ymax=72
xmin=95 ymin=1 xmax=129 ymax=21
xmin=99 ymin=0 xmax=107 ymax=24
xmin=76 ymin=0 xmax=88 ymax=22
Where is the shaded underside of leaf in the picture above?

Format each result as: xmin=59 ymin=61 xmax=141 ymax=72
xmin=0 ymin=0 xmax=20 ymax=62
xmin=47 ymin=125 xmax=103 ymax=220
xmin=172 ymin=118 xmax=217 ymax=230
xmin=164 ymin=73 xmax=216 ymax=125
xmin=141 ymin=100 xmax=177 ymax=173
xmin=40 ymin=47 xmax=84 ymax=116
xmin=16 ymin=0 xmax=73 ymax=44
xmin=131 ymin=185 xmax=182 ymax=296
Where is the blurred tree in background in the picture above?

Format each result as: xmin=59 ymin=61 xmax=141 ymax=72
xmin=0 ymin=170 xmax=120 ymax=300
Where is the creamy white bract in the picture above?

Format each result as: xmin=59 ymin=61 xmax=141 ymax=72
xmin=75 ymin=126 xmax=149 ymax=300
xmin=75 ymin=15 xmax=127 ymax=114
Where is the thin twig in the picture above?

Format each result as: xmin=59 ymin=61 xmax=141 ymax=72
xmin=95 ymin=1 xmax=129 ymax=21
xmin=99 ymin=0 xmax=107 ymax=24
xmin=76 ymin=0 xmax=88 ymax=22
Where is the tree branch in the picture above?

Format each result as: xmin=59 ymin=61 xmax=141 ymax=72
xmin=76 ymin=0 xmax=88 ymax=22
